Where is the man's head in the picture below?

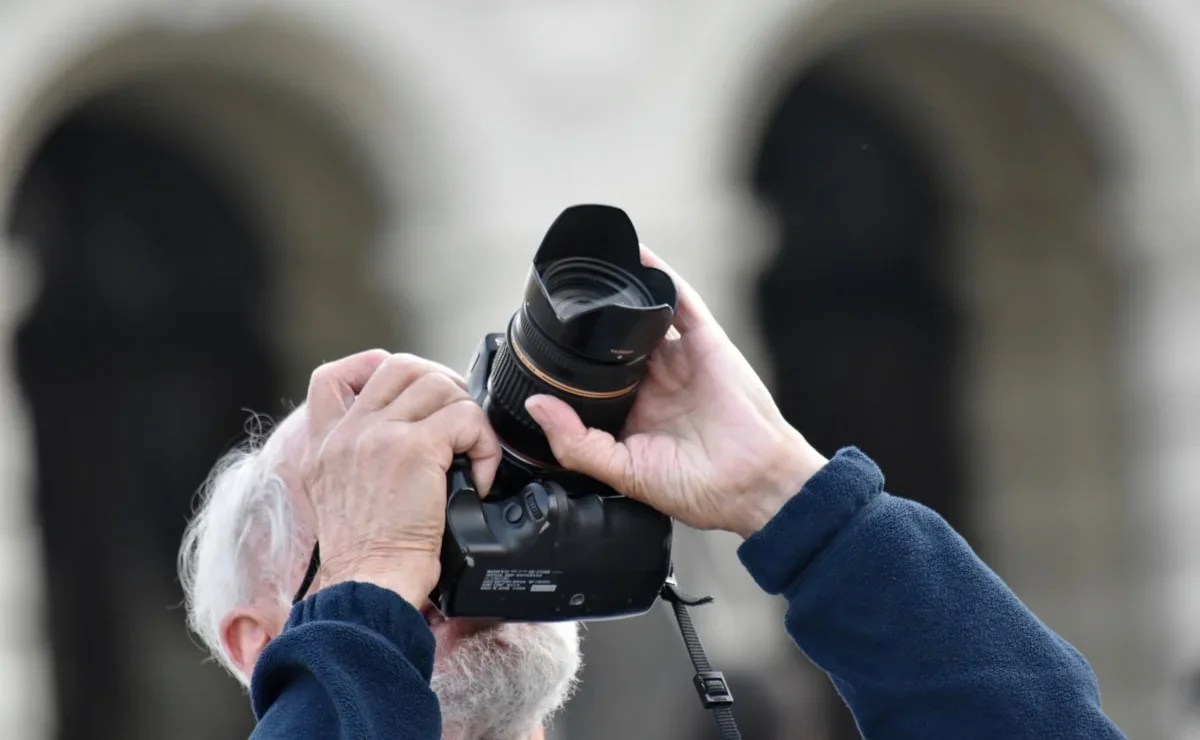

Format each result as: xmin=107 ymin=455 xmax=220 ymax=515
xmin=178 ymin=406 xmax=582 ymax=740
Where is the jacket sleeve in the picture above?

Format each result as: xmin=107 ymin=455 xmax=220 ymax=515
xmin=249 ymin=581 xmax=441 ymax=740
xmin=737 ymin=448 xmax=1127 ymax=740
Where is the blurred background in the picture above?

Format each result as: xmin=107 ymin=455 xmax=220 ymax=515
xmin=0 ymin=1 xmax=1195 ymax=739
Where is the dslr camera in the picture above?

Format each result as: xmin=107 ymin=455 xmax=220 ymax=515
xmin=432 ymin=205 xmax=678 ymax=622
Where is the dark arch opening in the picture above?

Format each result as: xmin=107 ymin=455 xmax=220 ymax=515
xmin=9 ymin=105 xmax=280 ymax=740
xmin=751 ymin=63 xmax=968 ymax=739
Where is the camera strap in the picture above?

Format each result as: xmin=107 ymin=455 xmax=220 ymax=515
xmin=293 ymin=542 xmax=321 ymax=604
xmin=661 ymin=574 xmax=741 ymax=740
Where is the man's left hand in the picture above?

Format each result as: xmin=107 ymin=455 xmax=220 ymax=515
xmin=525 ymin=246 xmax=827 ymax=539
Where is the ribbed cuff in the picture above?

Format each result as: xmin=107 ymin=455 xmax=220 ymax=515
xmin=737 ymin=447 xmax=884 ymax=595
xmin=288 ymin=581 xmax=435 ymax=670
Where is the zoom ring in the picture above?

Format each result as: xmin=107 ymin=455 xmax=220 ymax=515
xmin=489 ymin=336 xmax=639 ymax=436
xmin=489 ymin=338 xmax=544 ymax=432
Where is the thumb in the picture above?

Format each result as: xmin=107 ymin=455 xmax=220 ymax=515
xmin=524 ymin=395 xmax=634 ymax=494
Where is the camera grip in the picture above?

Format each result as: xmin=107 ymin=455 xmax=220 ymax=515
xmin=447 ymin=454 xmax=478 ymax=498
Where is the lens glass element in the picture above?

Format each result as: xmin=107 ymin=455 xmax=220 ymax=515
xmin=541 ymin=258 xmax=654 ymax=321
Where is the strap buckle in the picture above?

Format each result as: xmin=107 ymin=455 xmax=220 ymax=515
xmin=661 ymin=574 xmax=715 ymax=608
xmin=693 ymin=670 xmax=734 ymax=708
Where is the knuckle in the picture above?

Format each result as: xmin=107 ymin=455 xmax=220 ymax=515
xmin=374 ymin=353 xmax=419 ymax=381
xmin=387 ymin=352 xmax=421 ymax=369
xmin=447 ymin=385 xmax=473 ymax=406
xmin=308 ymin=362 xmax=336 ymax=387
xmin=448 ymin=397 xmax=486 ymax=423
xmin=406 ymin=372 xmax=438 ymax=391
xmin=422 ymin=400 xmax=488 ymax=444
xmin=359 ymin=348 xmax=391 ymax=363
xmin=426 ymin=372 xmax=462 ymax=394
xmin=309 ymin=350 xmax=390 ymax=390
xmin=443 ymin=366 xmax=468 ymax=386
xmin=409 ymin=372 xmax=465 ymax=404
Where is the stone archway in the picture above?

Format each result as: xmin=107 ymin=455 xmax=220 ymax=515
xmin=727 ymin=7 xmax=1183 ymax=739
xmin=748 ymin=26 xmax=1127 ymax=736
xmin=0 ymin=14 xmax=436 ymax=739
xmin=11 ymin=94 xmax=283 ymax=740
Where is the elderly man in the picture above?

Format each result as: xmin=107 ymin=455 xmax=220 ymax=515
xmin=178 ymin=398 xmax=581 ymax=739
xmin=180 ymin=249 xmax=1125 ymax=739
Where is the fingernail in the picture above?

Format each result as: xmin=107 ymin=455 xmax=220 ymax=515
xmin=525 ymin=396 xmax=552 ymax=428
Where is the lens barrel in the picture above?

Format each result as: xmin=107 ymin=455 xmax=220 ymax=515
xmin=485 ymin=205 xmax=677 ymax=466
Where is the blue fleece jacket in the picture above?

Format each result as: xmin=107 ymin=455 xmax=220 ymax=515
xmin=249 ymin=448 xmax=1127 ymax=739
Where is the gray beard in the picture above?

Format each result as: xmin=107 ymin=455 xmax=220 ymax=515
xmin=433 ymin=621 xmax=581 ymax=740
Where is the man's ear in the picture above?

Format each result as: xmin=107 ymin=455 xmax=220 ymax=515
xmin=220 ymin=605 xmax=282 ymax=680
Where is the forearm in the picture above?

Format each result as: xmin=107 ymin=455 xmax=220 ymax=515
xmin=739 ymin=448 xmax=1125 ymax=739
xmin=250 ymin=582 xmax=441 ymax=740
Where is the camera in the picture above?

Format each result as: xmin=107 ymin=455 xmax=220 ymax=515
xmin=432 ymin=205 xmax=678 ymax=622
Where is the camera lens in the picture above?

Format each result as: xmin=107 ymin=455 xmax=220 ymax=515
xmin=484 ymin=206 xmax=677 ymax=467
xmin=542 ymin=259 xmax=656 ymax=320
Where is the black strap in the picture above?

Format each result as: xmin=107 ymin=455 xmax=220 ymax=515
xmin=293 ymin=542 xmax=321 ymax=604
xmin=661 ymin=575 xmax=741 ymax=740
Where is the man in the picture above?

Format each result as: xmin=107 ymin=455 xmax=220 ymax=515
xmin=180 ymin=248 xmax=1126 ymax=739
xmin=179 ymin=394 xmax=581 ymax=740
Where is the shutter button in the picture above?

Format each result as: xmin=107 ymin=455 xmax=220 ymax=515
xmin=504 ymin=503 xmax=524 ymax=524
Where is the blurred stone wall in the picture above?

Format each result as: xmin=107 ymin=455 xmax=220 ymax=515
xmin=0 ymin=1 xmax=1194 ymax=739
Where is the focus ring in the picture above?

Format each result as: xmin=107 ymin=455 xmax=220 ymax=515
xmin=513 ymin=314 xmax=583 ymax=383
xmin=514 ymin=311 xmax=645 ymax=393
xmin=489 ymin=335 xmax=639 ymax=437
xmin=489 ymin=338 xmax=544 ymax=432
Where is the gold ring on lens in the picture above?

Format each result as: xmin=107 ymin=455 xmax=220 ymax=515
xmin=510 ymin=336 xmax=639 ymax=400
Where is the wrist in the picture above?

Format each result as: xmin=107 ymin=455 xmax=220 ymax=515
xmin=320 ymin=552 xmax=440 ymax=609
xmin=734 ymin=429 xmax=827 ymax=539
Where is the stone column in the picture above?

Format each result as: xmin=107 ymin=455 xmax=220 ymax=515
xmin=1132 ymin=261 xmax=1200 ymax=740
xmin=0 ymin=243 xmax=50 ymax=739
xmin=959 ymin=193 xmax=1168 ymax=740
xmin=1119 ymin=181 xmax=1200 ymax=740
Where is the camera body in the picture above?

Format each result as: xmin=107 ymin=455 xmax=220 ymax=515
xmin=431 ymin=204 xmax=678 ymax=622
xmin=432 ymin=333 xmax=673 ymax=621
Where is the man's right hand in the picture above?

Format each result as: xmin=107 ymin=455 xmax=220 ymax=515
xmin=299 ymin=351 xmax=503 ymax=607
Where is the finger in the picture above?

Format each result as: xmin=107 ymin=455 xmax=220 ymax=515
xmin=639 ymin=244 xmax=715 ymax=335
xmin=524 ymin=395 xmax=634 ymax=495
xmin=385 ymin=371 xmax=472 ymax=421
xmin=355 ymin=353 xmax=467 ymax=412
xmin=307 ymin=350 xmax=392 ymax=438
xmin=423 ymin=399 xmax=503 ymax=496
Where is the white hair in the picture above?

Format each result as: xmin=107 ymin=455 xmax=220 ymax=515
xmin=177 ymin=408 xmax=585 ymax=736
xmin=178 ymin=413 xmax=305 ymax=686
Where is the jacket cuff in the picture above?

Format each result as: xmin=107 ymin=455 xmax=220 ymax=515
xmin=737 ymin=447 xmax=884 ymax=595
xmin=288 ymin=581 xmax=435 ymax=671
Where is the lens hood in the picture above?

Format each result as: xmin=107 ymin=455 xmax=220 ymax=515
xmin=522 ymin=205 xmax=677 ymax=363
